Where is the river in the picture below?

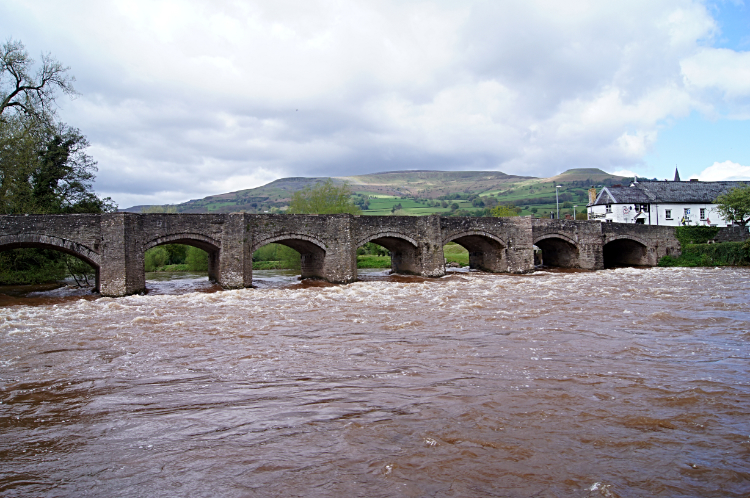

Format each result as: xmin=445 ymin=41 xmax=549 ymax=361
xmin=1 ymin=267 xmax=749 ymax=497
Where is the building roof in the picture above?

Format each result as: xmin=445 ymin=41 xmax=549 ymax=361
xmin=590 ymin=181 xmax=750 ymax=206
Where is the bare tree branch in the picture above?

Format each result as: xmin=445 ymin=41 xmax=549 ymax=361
xmin=0 ymin=39 xmax=77 ymax=125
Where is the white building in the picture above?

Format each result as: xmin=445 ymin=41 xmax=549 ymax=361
xmin=587 ymin=179 xmax=749 ymax=227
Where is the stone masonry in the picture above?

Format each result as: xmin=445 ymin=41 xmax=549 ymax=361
xmin=0 ymin=213 xmax=682 ymax=297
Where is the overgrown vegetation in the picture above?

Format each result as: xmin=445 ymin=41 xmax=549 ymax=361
xmin=674 ymin=226 xmax=721 ymax=246
xmin=658 ymin=241 xmax=750 ymax=267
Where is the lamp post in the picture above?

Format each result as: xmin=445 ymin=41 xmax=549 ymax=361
xmin=573 ymin=205 xmax=577 ymax=220
xmin=555 ymin=185 xmax=562 ymax=219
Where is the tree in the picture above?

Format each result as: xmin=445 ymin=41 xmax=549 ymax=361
xmin=491 ymin=204 xmax=520 ymax=217
xmin=287 ymin=179 xmax=361 ymax=215
xmin=0 ymin=120 xmax=115 ymax=214
xmin=715 ymin=185 xmax=750 ymax=226
xmin=0 ymin=40 xmax=114 ymax=285
xmin=1 ymin=39 xmax=76 ymax=125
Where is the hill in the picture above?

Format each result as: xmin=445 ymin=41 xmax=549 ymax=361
xmin=124 ymin=168 xmax=627 ymax=218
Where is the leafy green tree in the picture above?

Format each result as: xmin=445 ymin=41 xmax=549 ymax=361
xmin=715 ymin=185 xmax=750 ymax=226
xmin=491 ymin=204 xmax=520 ymax=217
xmin=288 ymin=179 xmax=361 ymax=215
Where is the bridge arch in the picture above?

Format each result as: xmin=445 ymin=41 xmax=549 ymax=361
xmin=356 ymin=231 xmax=420 ymax=275
xmin=603 ymin=236 xmax=650 ymax=267
xmin=0 ymin=233 xmax=101 ymax=290
xmin=143 ymin=232 xmax=222 ymax=281
xmin=252 ymin=233 xmax=328 ymax=280
xmin=443 ymin=230 xmax=507 ymax=272
xmin=533 ymin=233 xmax=580 ymax=268
xmin=144 ymin=233 xmax=221 ymax=253
xmin=0 ymin=233 xmax=101 ymax=267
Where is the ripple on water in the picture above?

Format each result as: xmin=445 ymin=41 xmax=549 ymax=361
xmin=0 ymin=268 xmax=749 ymax=497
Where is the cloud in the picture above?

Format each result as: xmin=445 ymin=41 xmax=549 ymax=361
xmin=695 ymin=160 xmax=750 ymax=181
xmin=1 ymin=0 xmax=747 ymax=207
xmin=610 ymin=169 xmax=638 ymax=177
xmin=681 ymin=48 xmax=750 ymax=99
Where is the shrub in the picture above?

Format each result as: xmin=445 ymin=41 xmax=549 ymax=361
xmin=658 ymin=241 xmax=750 ymax=267
xmin=674 ymin=226 xmax=720 ymax=246
xmin=186 ymin=246 xmax=209 ymax=271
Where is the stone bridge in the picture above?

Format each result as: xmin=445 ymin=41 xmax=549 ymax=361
xmin=0 ymin=213 xmax=681 ymax=296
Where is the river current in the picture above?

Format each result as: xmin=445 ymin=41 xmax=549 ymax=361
xmin=1 ymin=267 xmax=749 ymax=497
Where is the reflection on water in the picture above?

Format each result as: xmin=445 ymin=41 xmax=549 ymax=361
xmin=1 ymin=267 xmax=749 ymax=497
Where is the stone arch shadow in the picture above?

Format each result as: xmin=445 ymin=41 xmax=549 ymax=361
xmin=356 ymin=231 xmax=420 ymax=275
xmin=603 ymin=236 xmax=650 ymax=267
xmin=144 ymin=233 xmax=222 ymax=282
xmin=0 ymin=233 xmax=101 ymax=290
xmin=252 ymin=233 xmax=328 ymax=280
xmin=533 ymin=234 xmax=580 ymax=268
xmin=443 ymin=231 xmax=507 ymax=272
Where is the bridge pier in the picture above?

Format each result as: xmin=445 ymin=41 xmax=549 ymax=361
xmin=99 ymin=213 xmax=146 ymax=297
xmin=217 ymin=213 xmax=253 ymax=289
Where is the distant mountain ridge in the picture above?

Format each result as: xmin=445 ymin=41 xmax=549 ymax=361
xmin=123 ymin=168 xmax=626 ymax=214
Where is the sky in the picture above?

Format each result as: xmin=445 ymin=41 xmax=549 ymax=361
xmin=2 ymin=0 xmax=750 ymax=208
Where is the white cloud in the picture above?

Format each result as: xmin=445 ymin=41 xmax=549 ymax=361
xmin=1 ymin=0 xmax=748 ymax=206
xmin=681 ymin=48 xmax=750 ymax=99
xmin=610 ymin=169 xmax=638 ymax=177
xmin=696 ymin=160 xmax=750 ymax=181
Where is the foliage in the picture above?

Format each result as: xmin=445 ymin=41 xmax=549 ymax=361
xmin=490 ymin=204 xmax=520 ymax=217
xmin=144 ymin=244 xmax=209 ymax=272
xmin=145 ymin=247 xmax=169 ymax=271
xmin=1 ymin=118 xmax=115 ymax=214
xmin=288 ymin=179 xmax=361 ymax=215
xmin=674 ymin=226 xmax=721 ymax=246
xmin=357 ymin=242 xmax=389 ymax=256
xmin=714 ymin=185 xmax=750 ymax=226
xmin=658 ymin=241 xmax=750 ymax=267
xmin=251 ymin=243 xmax=301 ymax=270
xmin=0 ymin=248 xmax=67 ymax=284
xmin=185 ymin=246 xmax=208 ymax=271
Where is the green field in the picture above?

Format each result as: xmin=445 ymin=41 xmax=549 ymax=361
xmin=125 ymin=168 xmax=625 ymax=219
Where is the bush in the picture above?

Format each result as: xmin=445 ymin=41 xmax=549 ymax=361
xmin=658 ymin=241 xmax=750 ymax=267
xmin=144 ymin=246 xmax=169 ymax=271
xmin=0 ymin=248 xmax=67 ymax=284
xmin=674 ymin=226 xmax=720 ymax=246
xmin=186 ymin=246 xmax=208 ymax=271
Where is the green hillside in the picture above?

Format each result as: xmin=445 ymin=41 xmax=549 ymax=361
xmin=124 ymin=168 xmax=627 ymax=219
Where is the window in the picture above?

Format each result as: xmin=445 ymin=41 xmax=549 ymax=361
xmin=606 ymin=204 xmax=612 ymax=213
xmin=700 ymin=208 xmax=706 ymax=220
xmin=684 ymin=208 xmax=691 ymax=216
xmin=665 ymin=209 xmax=672 ymax=219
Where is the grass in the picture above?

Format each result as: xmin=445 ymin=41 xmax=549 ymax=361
xmin=357 ymin=255 xmax=391 ymax=268
xmin=148 ymin=264 xmax=190 ymax=272
xmin=443 ymin=242 xmax=469 ymax=266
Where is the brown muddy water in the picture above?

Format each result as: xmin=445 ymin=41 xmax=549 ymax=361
xmin=1 ymin=268 xmax=749 ymax=497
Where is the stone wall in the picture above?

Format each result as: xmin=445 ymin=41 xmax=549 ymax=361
xmin=714 ymin=226 xmax=750 ymax=243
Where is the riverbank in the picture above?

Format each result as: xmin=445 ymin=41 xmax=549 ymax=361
xmin=659 ymin=240 xmax=750 ymax=267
